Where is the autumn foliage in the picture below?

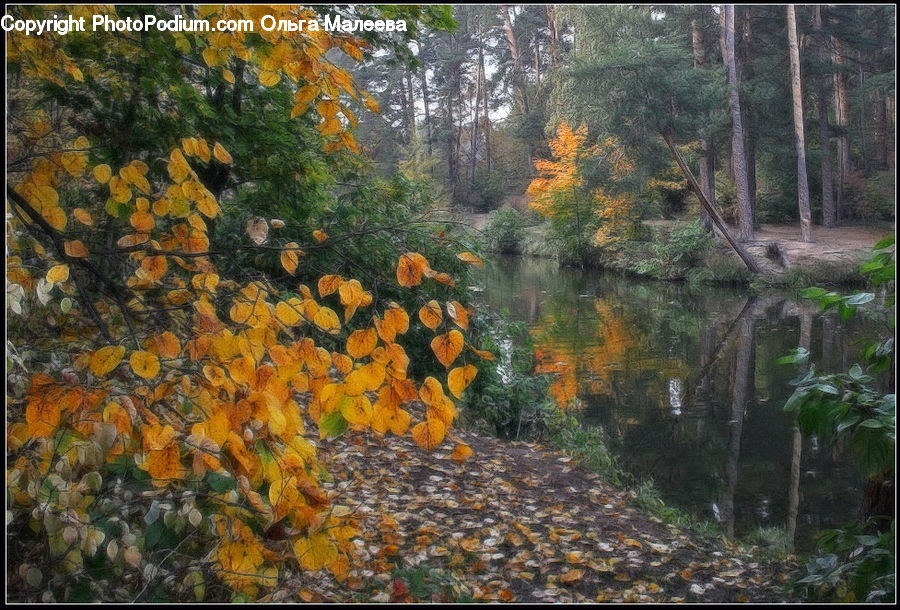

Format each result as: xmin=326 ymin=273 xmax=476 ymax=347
xmin=6 ymin=5 xmax=485 ymax=602
xmin=526 ymin=121 xmax=639 ymax=262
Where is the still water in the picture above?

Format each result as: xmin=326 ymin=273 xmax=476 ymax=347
xmin=476 ymin=255 xmax=879 ymax=552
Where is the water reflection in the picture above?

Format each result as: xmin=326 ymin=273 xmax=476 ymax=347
xmin=476 ymin=255 xmax=870 ymax=551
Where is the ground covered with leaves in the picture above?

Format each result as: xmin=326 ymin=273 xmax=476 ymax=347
xmin=268 ymin=430 xmax=802 ymax=603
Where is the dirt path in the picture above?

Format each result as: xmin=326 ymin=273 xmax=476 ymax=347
xmin=745 ymin=223 xmax=892 ymax=269
xmin=276 ymin=430 xmax=802 ymax=603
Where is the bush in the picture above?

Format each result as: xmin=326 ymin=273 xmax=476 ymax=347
xmin=628 ymin=220 xmax=714 ymax=279
xmin=483 ymin=208 xmax=526 ymax=254
xmin=461 ymin=310 xmax=554 ymax=439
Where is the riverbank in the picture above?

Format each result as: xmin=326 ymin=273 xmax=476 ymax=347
xmin=467 ymin=210 xmax=892 ymax=287
xmin=273 ymin=429 xmax=801 ymax=603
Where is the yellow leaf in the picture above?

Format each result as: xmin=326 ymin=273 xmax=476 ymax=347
xmin=341 ymin=395 xmax=373 ymax=426
xmin=275 ymin=300 xmax=303 ymax=326
xmin=451 ymin=443 xmax=473 ymax=463
xmin=316 ymin=99 xmax=339 ymax=118
xmin=213 ymin=142 xmax=233 ymax=165
xmin=92 ymin=164 xmax=112 ymax=184
xmin=259 ymin=70 xmax=281 ymax=87
xmin=431 ymin=330 xmax=464 ymax=369
xmin=130 ymin=350 xmax=160 ymax=380
xmin=43 ymin=205 xmax=67 ymax=230
xmin=294 ymin=533 xmax=337 ymax=571
xmin=448 ymin=365 xmax=477 ymax=399
xmin=90 ymin=345 xmax=125 ymax=376
xmin=418 ymin=300 xmax=443 ymax=331
xmin=411 ymin=418 xmax=445 ymax=451
xmin=313 ymin=229 xmax=328 ymax=243
xmin=296 ymin=84 xmax=319 ymax=104
xmin=346 ymin=328 xmax=377 ymax=359
xmin=46 ymin=264 xmax=69 ymax=283
xmin=312 ymin=307 xmax=340 ymax=334
xmin=146 ymin=444 xmax=181 ymax=481
xmin=281 ymin=243 xmax=301 ymax=275
xmin=223 ymin=69 xmax=235 ymax=83
xmin=456 ymin=252 xmax=484 ymax=267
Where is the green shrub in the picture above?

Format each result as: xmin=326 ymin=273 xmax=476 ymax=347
xmin=461 ymin=310 xmax=554 ymax=439
xmin=483 ymin=208 xmax=527 ymax=254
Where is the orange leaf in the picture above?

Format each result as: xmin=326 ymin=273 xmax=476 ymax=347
xmin=346 ymin=328 xmax=377 ymax=359
xmin=418 ymin=376 xmax=444 ymax=406
xmin=64 ymin=240 xmax=89 ymax=258
xmin=312 ymin=229 xmax=328 ymax=243
xmin=430 ymin=330 xmax=464 ymax=369
xmin=446 ymin=301 xmax=469 ymax=330
xmin=411 ymin=418 xmax=445 ymax=451
xmin=456 ymin=252 xmax=484 ymax=267
xmin=318 ymin=274 xmax=343 ymax=297
xmin=73 ymin=208 xmax=93 ymax=226
xmin=447 ymin=364 xmax=477 ymax=399
xmin=469 ymin=346 xmax=496 ymax=361
xmin=451 ymin=443 xmax=473 ymax=463
xmin=396 ymin=252 xmax=430 ymax=287
xmin=149 ymin=331 xmax=181 ymax=359
xmin=418 ymin=300 xmax=443 ymax=331
xmin=213 ymin=142 xmax=233 ymax=165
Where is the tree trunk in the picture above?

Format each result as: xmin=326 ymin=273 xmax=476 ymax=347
xmin=417 ymin=41 xmax=433 ymax=164
xmin=722 ymin=315 xmax=755 ymax=539
xmin=692 ymin=16 xmax=714 ymax=231
xmin=502 ymin=5 xmax=529 ymax=115
xmin=547 ymin=5 xmax=561 ymax=68
xmin=787 ymin=5 xmax=813 ymax=242
xmin=740 ymin=7 xmax=757 ymax=225
xmin=470 ymin=32 xmax=482 ymax=186
xmin=405 ymin=68 xmax=416 ymax=143
xmin=480 ymin=40 xmax=491 ymax=174
xmin=814 ymin=6 xmax=836 ymax=228
xmin=663 ymin=133 xmax=763 ymax=273
xmin=724 ymin=5 xmax=754 ymax=241
xmin=832 ymin=37 xmax=851 ymax=219
xmin=875 ymin=91 xmax=889 ymax=170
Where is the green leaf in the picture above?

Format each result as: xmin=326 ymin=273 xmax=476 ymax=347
xmin=318 ymin=411 xmax=347 ymax=439
xmin=858 ymin=418 xmax=885 ymax=429
xmin=873 ymin=236 xmax=895 ymax=250
xmin=205 ymin=472 xmax=236 ymax=493
xmin=849 ymin=364 xmax=863 ymax=380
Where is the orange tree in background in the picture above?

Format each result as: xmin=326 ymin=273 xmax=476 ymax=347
xmin=526 ymin=121 xmax=639 ymax=266
xmin=5 ymin=4 xmax=491 ymax=602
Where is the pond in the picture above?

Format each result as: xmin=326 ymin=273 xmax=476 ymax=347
xmin=476 ymin=254 xmax=879 ymax=552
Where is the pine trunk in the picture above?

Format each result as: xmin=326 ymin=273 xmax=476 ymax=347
xmin=815 ymin=6 xmax=836 ymax=227
xmin=692 ymin=16 xmax=714 ymax=231
xmin=832 ymin=37 xmax=851 ymax=219
xmin=787 ymin=5 xmax=813 ymax=242
xmin=724 ymin=5 xmax=754 ymax=241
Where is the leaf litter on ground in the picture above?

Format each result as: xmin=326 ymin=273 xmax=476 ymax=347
xmin=266 ymin=429 xmax=801 ymax=603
